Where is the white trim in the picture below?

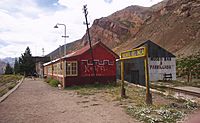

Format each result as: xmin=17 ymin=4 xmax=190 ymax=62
xmin=52 ymin=74 xmax=64 ymax=77
xmin=66 ymin=61 xmax=78 ymax=76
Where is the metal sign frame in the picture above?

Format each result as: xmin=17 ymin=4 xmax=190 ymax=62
xmin=119 ymin=46 xmax=152 ymax=105
xmin=120 ymin=47 xmax=146 ymax=60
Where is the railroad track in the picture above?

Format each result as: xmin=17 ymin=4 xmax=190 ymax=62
xmin=168 ymin=87 xmax=200 ymax=98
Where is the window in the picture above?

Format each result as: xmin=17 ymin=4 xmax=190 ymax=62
xmin=66 ymin=61 xmax=78 ymax=76
xmin=48 ymin=65 xmax=52 ymax=75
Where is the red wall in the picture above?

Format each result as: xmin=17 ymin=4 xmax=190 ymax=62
xmin=65 ymin=44 xmax=117 ymax=86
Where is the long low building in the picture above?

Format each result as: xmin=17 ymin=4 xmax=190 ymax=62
xmin=43 ymin=42 xmax=119 ymax=87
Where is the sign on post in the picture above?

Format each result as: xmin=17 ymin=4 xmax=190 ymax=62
xmin=120 ymin=47 xmax=146 ymax=59
xmin=120 ymin=46 xmax=152 ymax=105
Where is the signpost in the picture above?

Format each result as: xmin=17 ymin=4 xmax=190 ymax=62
xmin=120 ymin=47 xmax=146 ymax=59
xmin=120 ymin=47 xmax=152 ymax=105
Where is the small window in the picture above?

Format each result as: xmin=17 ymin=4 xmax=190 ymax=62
xmin=66 ymin=61 xmax=78 ymax=76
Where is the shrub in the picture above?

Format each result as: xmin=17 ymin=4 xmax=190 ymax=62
xmin=45 ymin=78 xmax=52 ymax=83
xmin=49 ymin=79 xmax=59 ymax=87
xmin=8 ymin=84 xmax=16 ymax=90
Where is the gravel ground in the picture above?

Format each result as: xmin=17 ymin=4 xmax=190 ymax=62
xmin=0 ymin=78 xmax=139 ymax=123
xmin=182 ymin=109 xmax=200 ymax=123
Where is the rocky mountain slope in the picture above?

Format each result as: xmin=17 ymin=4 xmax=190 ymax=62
xmin=0 ymin=60 xmax=6 ymax=74
xmin=0 ymin=57 xmax=15 ymax=74
xmin=113 ymin=0 xmax=200 ymax=56
xmin=48 ymin=0 xmax=200 ymax=59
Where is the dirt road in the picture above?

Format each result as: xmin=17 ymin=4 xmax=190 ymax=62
xmin=0 ymin=78 xmax=138 ymax=123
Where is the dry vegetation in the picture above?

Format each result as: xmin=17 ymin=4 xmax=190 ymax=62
xmin=0 ymin=75 xmax=23 ymax=97
xmin=67 ymin=82 xmax=200 ymax=123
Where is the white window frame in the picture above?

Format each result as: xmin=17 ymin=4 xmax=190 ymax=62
xmin=66 ymin=61 xmax=78 ymax=76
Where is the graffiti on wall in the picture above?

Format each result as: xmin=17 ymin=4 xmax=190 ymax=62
xmin=81 ymin=59 xmax=114 ymax=76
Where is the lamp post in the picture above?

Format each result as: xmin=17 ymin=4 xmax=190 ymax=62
xmin=54 ymin=23 xmax=69 ymax=88
xmin=54 ymin=23 xmax=69 ymax=56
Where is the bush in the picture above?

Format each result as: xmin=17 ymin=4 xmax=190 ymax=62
xmin=49 ymin=79 xmax=59 ymax=87
xmin=45 ymin=78 xmax=52 ymax=83
xmin=8 ymin=83 xmax=16 ymax=90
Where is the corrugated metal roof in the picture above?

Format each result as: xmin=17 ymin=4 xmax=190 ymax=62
xmin=43 ymin=57 xmax=60 ymax=66
xmin=43 ymin=41 xmax=119 ymax=66
xmin=62 ymin=43 xmax=92 ymax=59
xmin=63 ymin=41 xmax=119 ymax=59
xmin=135 ymin=40 xmax=176 ymax=57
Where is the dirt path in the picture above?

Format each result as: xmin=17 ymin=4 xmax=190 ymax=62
xmin=182 ymin=109 xmax=200 ymax=123
xmin=0 ymin=78 xmax=139 ymax=123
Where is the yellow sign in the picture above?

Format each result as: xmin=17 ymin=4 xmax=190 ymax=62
xmin=120 ymin=47 xmax=146 ymax=60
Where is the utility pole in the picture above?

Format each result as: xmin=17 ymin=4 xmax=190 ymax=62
xmin=42 ymin=48 xmax=44 ymax=56
xmin=83 ymin=4 xmax=96 ymax=77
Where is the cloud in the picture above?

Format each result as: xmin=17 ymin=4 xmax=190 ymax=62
xmin=0 ymin=0 xmax=67 ymax=19
xmin=0 ymin=0 xmax=163 ymax=58
xmin=0 ymin=39 xmax=9 ymax=48
xmin=35 ymin=0 xmax=67 ymax=10
xmin=104 ymin=0 xmax=113 ymax=4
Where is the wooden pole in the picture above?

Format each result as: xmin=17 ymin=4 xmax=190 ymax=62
xmin=121 ymin=60 xmax=126 ymax=98
xmin=144 ymin=47 xmax=152 ymax=105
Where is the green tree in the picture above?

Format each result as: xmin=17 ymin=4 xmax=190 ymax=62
xmin=18 ymin=47 xmax=35 ymax=76
xmin=4 ymin=63 xmax=13 ymax=74
xmin=14 ymin=58 xmax=20 ymax=74
xmin=177 ymin=52 xmax=200 ymax=82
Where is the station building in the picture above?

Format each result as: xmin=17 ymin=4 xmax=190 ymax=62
xmin=117 ymin=40 xmax=176 ymax=86
xmin=43 ymin=42 xmax=119 ymax=87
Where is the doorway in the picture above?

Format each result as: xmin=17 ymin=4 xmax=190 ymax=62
xmin=131 ymin=70 xmax=139 ymax=84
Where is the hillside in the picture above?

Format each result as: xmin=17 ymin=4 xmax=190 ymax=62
xmin=47 ymin=0 xmax=200 ymax=59
xmin=0 ymin=60 xmax=6 ymax=74
xmin=113 ymin=0 xmax=200 ymax=56
xmin=0 ymin=57 xmax=15 ymax=75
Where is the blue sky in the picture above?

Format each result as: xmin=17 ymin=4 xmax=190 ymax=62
xmin=0 ymin=0 xmax=162 ymax=58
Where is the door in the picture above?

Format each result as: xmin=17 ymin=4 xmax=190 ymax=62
xmin=131 ymin=70 xmax=139 ymax=84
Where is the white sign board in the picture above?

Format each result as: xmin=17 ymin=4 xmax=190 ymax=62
xmin=148 ymin=57 xmax=176 ymax=81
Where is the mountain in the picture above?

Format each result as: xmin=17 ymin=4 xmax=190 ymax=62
xmin=113 ymin=0 xmax=200 ymax=56
xmin=47 ymin=0 xmax=200 ymax=59
xmin=0 ymin=60 xmax=6 ymax=74
xmin=0 ymin=57 xmax=15 ymax=74
xmin=1 ymin=57 xmax=15 ymax=67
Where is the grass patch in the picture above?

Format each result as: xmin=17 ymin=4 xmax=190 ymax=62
xmin=49 ymin=79 xmax=60 ymax=87
xmin=122 ymin=85 xmax=200 ymax=123
xmin=126 ymin=100 xmax=199 ymax=123
xmin=0 ymin=88 xmax=8 ymax=97
xmin=8 ymin=83 xmax=17 ymax=90
xmin=66 ymin=82 xmax=120 ymax=96
xmin=44 ymin=77 xmax=53 ymax=83
xmin=126 ymin=105 xmax=184 ymax=123
xmin=0 ymin=75 xmax=23 ymax=97
xmin=44 ymin=78 xmax=60 ymax=87
xmin=0 ymin=75 xmax=23 ymax=84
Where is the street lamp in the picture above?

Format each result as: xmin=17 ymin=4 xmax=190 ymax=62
xmin=54 ymin=23 xmax=69 ymax=56
xmin=54 ymin=23 xmax=69 ymax=89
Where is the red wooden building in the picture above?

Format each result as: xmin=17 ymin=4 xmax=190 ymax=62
xmin=43 ymin=42 xmax=119 ymax=87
